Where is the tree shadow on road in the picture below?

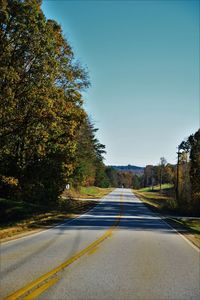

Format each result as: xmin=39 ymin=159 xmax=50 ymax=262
xmin=54 ymin=193 xmax=179 ymax=234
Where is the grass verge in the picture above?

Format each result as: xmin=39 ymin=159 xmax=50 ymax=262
xmin=133 ymin=186 xmax=177 ymax=212
xmin=138 ymin=183 xmax=174 ymax=193
xmin=0 ymin=187 xmax=113 ymax=242
xmin=62 ymin=186 xmax=114 ymax=199
xmin=165 ymin=218 xmax=200 ymax=249
xmin=133 ymin=187 xmax=200 ymax=249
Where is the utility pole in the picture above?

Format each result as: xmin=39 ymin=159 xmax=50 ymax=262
xmin=159 ymin=158 xmax=163 ymax=192
xmin=151 ymin=167 xmax=154 ymax=191
xmin=176 ymin=150 xmax=181 ymax=204
xmin=160 ymin=165 xmax=162 ymax=192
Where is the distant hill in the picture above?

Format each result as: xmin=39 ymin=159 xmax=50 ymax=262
xmin=110 ymin=164 xmax=144 ymax=175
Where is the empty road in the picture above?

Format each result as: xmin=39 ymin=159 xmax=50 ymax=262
xmin=1 ymin=189 xmax=199 ymax=300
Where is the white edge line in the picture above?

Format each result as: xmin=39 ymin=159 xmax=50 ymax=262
xmin=132 ymin=192 xmax=200 ymax=253
xmin=1 ymin=190 xmax=117 ymax=246
xmin=160 ymin=216 xmax=200 ymax=253
xmin=7 ymin=189 xmax=198 ymax=253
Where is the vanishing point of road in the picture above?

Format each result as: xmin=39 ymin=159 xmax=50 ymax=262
xmin=1 ymin=189 xmax=200 ymax=300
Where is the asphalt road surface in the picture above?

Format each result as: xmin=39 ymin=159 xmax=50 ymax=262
xmin=1 ymin=189 xmax=200 ymax=300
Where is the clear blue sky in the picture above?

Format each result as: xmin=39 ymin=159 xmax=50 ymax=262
xmin=42 ymin=0 xmax=199 ymax=167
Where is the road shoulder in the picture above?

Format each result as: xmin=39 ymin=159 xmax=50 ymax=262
xmin=0 ymin=199 xmax=99 ymax=243
xmin=1 ymin=187 xmax=114 ymax=243
xmin=133 ymin=190 xmax=200 ymax=249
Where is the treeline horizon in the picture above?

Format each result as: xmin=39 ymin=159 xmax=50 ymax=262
xmin=109 ymin=129 xmax=200 ymax=214
xmin=0 ymin=1 xmax=199 ymax=216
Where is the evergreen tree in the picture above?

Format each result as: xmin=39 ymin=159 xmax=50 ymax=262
xmin=72 ymin=118 xmax=107 ymax=188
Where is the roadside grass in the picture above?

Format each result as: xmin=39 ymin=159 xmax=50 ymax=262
xmin=133 ymin=185 xmax=176 ymax=212
xmin=80 ymin=186 xmax=114 ymax=198
xmin=0 ymin=187 xmax=113 ymax=241
xmin=168 ymin=218 xmax=200 ymax=233
xmin=0 ymin=198 xmax=44 ymax=223
xmin=63 ymin=186 xmax=114 ymax=199
xmin=139 ymin=183 xmax=174 ymax=193
xmin=0 ymin=198 xmax=95 ymax=241
xmin=133 ymin=186 xmax=200 ymax=248
xmin=166 ymin=217 xmax=200 ymax=248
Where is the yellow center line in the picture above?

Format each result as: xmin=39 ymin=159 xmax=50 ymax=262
xmin=87 ymin=246 xmax=99 ymax=256
xmin=23 ymin=277 xmax=59 ymax=300
xmin=5 ymin=193 xmax=123 ymax=300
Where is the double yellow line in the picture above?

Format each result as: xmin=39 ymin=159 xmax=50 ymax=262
xmin=5 ymin=194 xmax=123 ymax=300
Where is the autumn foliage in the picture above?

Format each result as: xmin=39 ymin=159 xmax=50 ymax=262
xmin=0 ymin=0 xmax=106 ymax=205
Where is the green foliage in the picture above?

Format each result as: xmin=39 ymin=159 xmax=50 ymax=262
xmin=135 ymin=186 xmax=177 ymax=213
xmin=105 ymin=167 xmax=118 ymax=187
xmin=79 ymin=186 xmax=112 ymax=198
xmin=94 ymin=161 xmax=109 ymax=188
xmin=132 ymin=175 xmax=141 ymax=189
xmin=176 ymin=129 xmax=200 ymax=213
xmin=0 ymin=0 xmax=89 ymax=204
xmin=105 ymin=167 xmax=144 ymax=189
xmin=176 ymin=152 xmax=191 ymax=208
xmin=0 ymin=197 xmax=43 ymax=222
xmin=72 ymin=118 xmax=107 ymax=188
xmin=189 ymin=129 xmax=200 ymax=212
xmin=116 ymin=171 xmax=133 ymax=188
xmin=139 ymin=184 xmax=173 ymax=192
xmin=143 ymin=162 xmax=175 ymax=189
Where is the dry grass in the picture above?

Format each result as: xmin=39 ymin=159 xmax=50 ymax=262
xmin=0 ymin=198 xmax=95 ymax=241
xmin=133 ymin=189 xmax=176 ymax=211
xmin=133 ymin=189 xmax=200 ymax=249
xmin=63 ymin=186 xmax=114 ymax=199
xmin=0 ymin=187 xmax=113 ymax=242
xmin=166 ymin=218 xmax=200 ymax=248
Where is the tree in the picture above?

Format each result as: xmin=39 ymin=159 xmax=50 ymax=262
xmin=164 ymin=164 xmax=175 ymax=184
xmin=72 ymin=118 xmax=107 ymax=188
xmin=143 ymin=165 xmax=154 ymax=187
xmin=94 ymin=161 xmax=109 ymax=188
xmin=132 ymin=174 xmax=142 ymax=189
xmin=176 ymin=146 xmax=190 ymax=207
xmin=0 ymin=0 xmax=89 ymax=204
xmin=116 ymin=171 xmax=133 ymax=188
xmin=105 ymin=167 xmax=118 ymax=187
xmin=188 ymin=129 xmax=200 ymax=212
xmin=177 ymin=129 xmax=200 ymax=213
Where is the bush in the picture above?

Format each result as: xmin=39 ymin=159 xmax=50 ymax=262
xmin=0 ymin=176 xmax=19 ymax=199
xmin=0 ymin=198 xmax=44 ymax=223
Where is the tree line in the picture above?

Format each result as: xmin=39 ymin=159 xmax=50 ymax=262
xmin=0 ymin=0 xmax=108 ymax=206
xmin=1 ymin=1 xmax=199 ymax=214
xmin=176 ymin=129 xmax=200 ymax=213
xmin=142 ymin=129 xmax=200 ymax=214
xmin=108 ymin=128 xmax=200 ymax=214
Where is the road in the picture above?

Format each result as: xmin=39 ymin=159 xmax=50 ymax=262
xmin=1 ymin=189 xmax=199 ymax=300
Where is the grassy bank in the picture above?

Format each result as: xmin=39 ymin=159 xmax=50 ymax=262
xmin=0 ymin=187 xmax=113 ymax=241
xmin=63 ymin=186 xmax=114 ymax=199
xmin=138 ymin=183 xmax=174 ymax=193
xmin=134 ymin=185 xmax=200 ymax=248
xmin=133 ymin=184 xmax=176 ymax=212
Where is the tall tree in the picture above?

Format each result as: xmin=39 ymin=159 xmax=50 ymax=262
xmin=72 ymin=118 xmax=107 ymax=188
xmin=177 ymin=130 xmax=200 ymax=212
xmin=0 ymin=0 xmax=89 ymax=203
xmin=188 ymin=129 xmax=200 ymax=212
xmin=105 ymin=167 xmax=118 ymax=187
